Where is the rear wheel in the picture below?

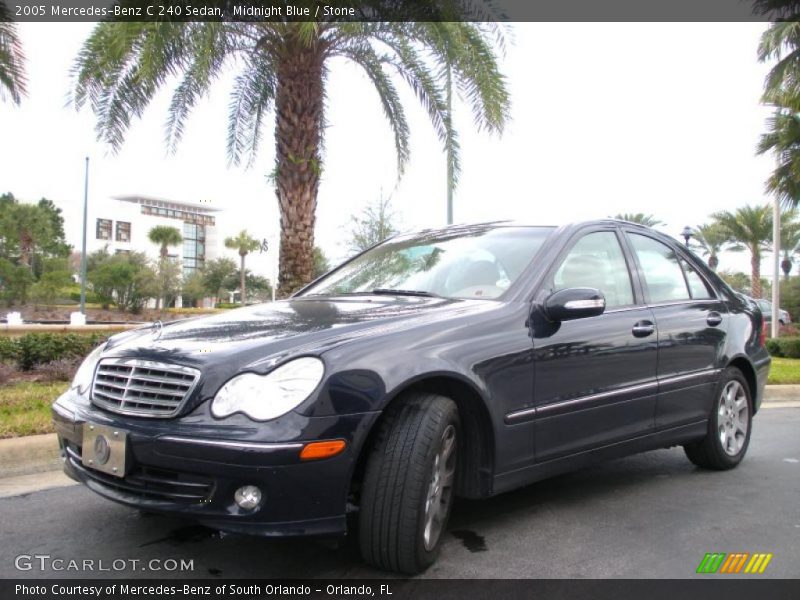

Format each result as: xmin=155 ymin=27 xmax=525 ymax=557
xmin=358 ymin=393 xmax=459 ymax=574
xmin=684 ymin=367 xmax=752 ymax=470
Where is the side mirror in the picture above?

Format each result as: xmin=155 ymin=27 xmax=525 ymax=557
xmin=544 ymin=287 xmax=606 ymax=322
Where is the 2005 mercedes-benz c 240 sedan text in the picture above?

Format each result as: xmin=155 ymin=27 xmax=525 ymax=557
xmin=53 ymin=220 xmax=770 ymax=574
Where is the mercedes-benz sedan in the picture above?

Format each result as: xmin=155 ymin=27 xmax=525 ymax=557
xmin=52 ymin=220 xmax=770 ymax=574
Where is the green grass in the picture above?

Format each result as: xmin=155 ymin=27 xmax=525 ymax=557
xmin=767 ymin=358 xmax=800 ymax=385
xmin=0 ymin=382 xmax=68 ymax=438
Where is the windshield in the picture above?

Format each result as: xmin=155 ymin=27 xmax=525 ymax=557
xmin=301 ymin=225 xmax=554 ymax=300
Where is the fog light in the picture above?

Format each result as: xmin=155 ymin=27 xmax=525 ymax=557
xmin=234 ymin=485 xmax=262 ymax=510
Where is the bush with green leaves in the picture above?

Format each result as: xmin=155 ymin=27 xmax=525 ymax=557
xmin=87 ymin=250 xmax=157 ymax=312
xmin=0 ymin=332 xmax=108 ymax=370
xmin=765 ymin=337 xmax=800 ymax=359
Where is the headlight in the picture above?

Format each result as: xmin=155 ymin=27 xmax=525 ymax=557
xmin=211 ymin=357 xmax=325 ymax=421
xmin=70 ymin=343 xmax=107 ymax=394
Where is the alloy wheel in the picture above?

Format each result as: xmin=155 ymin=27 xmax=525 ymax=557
xmin=423 ymin=424 xmax=457 ymax=551
xmin=717 ymin=380 xmax=749 ymax=456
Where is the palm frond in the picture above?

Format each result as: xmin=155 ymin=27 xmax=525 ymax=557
xmin=0 ymin=2 xmax=27 ymax=105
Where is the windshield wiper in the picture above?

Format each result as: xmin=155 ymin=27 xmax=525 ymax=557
xmin=370 ymin=288 xmax=441 ymax=298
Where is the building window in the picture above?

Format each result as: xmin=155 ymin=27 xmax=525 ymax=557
xmin=116 ymin=221 xmax=131 ymax=242
xmin=114 ymin=249 xmax=130 ymax=256
xmin=96 ymin=218 xmax=112 ymax=240
xmin=182 ymin=222 xmax=206 ymax=276
xmin=141 ymin=204 xmax=215 ymax=226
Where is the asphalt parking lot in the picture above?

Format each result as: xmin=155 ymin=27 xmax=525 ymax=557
xmin=1 ymin=407 xmax=798 ymax=579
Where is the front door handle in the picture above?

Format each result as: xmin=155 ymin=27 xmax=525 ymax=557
xmin=632 ymin=320 xmax=655 ymax=338
xmin=707 ymin=312 xmax=723 ymax=327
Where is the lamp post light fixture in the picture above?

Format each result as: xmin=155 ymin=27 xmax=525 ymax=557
xmin=681 ymin=226 xmax=693 ymax=247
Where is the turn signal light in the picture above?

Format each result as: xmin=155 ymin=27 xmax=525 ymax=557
xmin=300 ymin=440 xmax=347 ymax=461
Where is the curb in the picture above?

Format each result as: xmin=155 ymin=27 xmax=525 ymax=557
xmin=0 ymin=385 xmax=797 ymax=481
xmin=0 ymin=433 xmax=61 ymax=479
xmin=763 ymin=384 xmax=800 ymax=403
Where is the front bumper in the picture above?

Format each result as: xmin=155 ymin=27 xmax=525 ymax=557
xmin=52 ymin=389 xmax=379 ymax=537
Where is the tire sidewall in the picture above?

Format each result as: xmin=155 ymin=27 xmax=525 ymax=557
xmin=709 ymin=368 xmax=753 ymax=468
xmin=412 ymin=401 xmax=460 ymax=570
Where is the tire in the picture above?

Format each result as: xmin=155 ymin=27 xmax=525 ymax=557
xmin=683 ymin=367 xmax=752 ymax=470
xmin=358 ymin=393 xmax=459 ymax=574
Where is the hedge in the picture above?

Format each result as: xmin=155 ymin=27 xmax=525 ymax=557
xmin=0 ymin=332 xmax=108 ymax=371
xmin=765 ymin=337 xmax=800 ymax=359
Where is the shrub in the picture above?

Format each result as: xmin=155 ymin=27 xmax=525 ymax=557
xmin=215 ymin=302 xmax=240 ymax=309
xmin=33 ymin=357 xmax=82 ymax=382
xmin=0 ymin=333 xmax=107 ymax=371
xmin=766 ymin=336 xmax=800 ymax=359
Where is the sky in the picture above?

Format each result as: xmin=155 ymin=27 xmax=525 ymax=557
xmin=0 ymin=22 xmax=780 ymax=279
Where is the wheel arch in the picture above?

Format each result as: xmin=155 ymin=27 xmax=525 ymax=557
xmin=349 ymin=372 xmax=496 ymax=502
xmin=726 ymin=355 xmax=759 ymax=414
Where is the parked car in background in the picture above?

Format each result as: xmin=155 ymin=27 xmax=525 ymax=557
xmin=52 ymin=220 xmax=770 ymax=574
xmin=755 ymin=298 xmax=791 ymax=326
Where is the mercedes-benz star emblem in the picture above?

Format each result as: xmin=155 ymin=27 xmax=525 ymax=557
xmin=94 ymin=435 xmax=110 ymax=465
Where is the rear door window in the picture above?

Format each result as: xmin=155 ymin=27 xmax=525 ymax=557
xmin=628 ymin=234 xmax=690 ymax=303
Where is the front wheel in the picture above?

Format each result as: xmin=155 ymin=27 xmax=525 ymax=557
xmin=684 ymin=367 xmax=752 ymax=470
xmin=358 ymin=393 xmax=459 ymax=574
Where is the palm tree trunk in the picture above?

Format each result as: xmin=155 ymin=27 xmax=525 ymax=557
xmin=240 ymin=254 xmax=246 ymax=305
xmin=275 ymin=37 xmax=324 ymax=297
xmin=751 ymin=249 xmax=762 ymax=299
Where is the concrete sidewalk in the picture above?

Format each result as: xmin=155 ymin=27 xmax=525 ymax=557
xmin=1 ymin=385 xmax=797 ymax=498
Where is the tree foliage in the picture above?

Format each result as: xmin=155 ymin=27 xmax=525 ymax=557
xmin=347 ymin=194 xmax=399 ymax=255
xmin=313 ymin=246 xmax=330 ymax=278
xmin=711 ymin=204 xmax=774 ymax=298
xmin=202 ymin=257 xmax=238 ymax=300
xmin=691 ymin=223 xmax=728 ymax=271
xmin=612 ymin=213 xmax=664 ymax=227
xmin=148 ymin=226 xmax=182 ymax=260
xmin=0 ymin=1 xmax=27 ymax=105
xmin=225 ymin=230 xmax=260 ymax=304
xmin=87 ymin=250 xmax=157 ymax=313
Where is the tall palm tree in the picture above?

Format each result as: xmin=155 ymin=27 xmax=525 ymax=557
xmin=612 ymin=213 xmax=664 ymax=227
xmin=756 ymin=9 xmax=800 ymax=207
xmin=712 ymin=205 xmax=773 ymax=298
xmin=0 ymin=1 xmax=26 ymax=105
xmin=148 ymin=226 xmax=182 ymax=260
xmin=780 ymin=213 xmax=800 ymax=279
xmin=225 ymin=230 xmax=260 ymax=305
xmin=691 ymin=223 xmax=727 ymax=271
xmin=148 ymin=226 xmax=182 ymax=308
xmin=70 ymin=13 xmax=510 ymax=296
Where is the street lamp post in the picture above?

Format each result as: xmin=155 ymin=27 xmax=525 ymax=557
xmin=79 ymin=157 xmax=89 ymax=315
xmin=681 ymin=226 xmax=693 ymax=247
xmin=773 ymin=197 xmax=781 ymax=338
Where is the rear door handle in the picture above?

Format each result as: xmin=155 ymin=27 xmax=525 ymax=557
xmin=632 ymin=320 xmax=655 ymax=338
xmin=707 ymin=312 xmax=723 ymax=327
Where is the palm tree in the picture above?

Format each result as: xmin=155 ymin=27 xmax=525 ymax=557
xmin=70 ymin=14 xmax=509 ymax=296
xmin=612 ymin=213 xmax=664 ymax=227
xmin=0 ymin=1 xmax=26 ymax=105
xmin=147 ymin=226 xmax=182 ymax=308
xmin=712 ymin=205 xmax=773 ymax=299
xmin=756 ymin=10 xmax=800 ymax=207
xmin=691 ymin=223 xmax=727 ymax=271
xmin=148 ymin=226 xmax=182 ymax=260
xmin=225 ymin=230 xmax=260 ymax=305
xmin=780 ymin=213 xmax=800 ymax=279
xmin=757 ymin=108 xmax=800 ymax=206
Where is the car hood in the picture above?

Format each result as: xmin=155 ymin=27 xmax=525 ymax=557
xmin=103 ymin=295 xmax=495 ymax=372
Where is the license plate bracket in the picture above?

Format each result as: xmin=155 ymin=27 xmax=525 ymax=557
xmin=82 ymin=422 xmax=128 ymax=478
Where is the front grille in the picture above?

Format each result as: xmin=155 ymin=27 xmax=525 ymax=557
xmin=91 ymin=358 xmax=200 ymax=418
xmin=65 ymin=443 xmax=214 ymax=503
